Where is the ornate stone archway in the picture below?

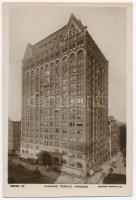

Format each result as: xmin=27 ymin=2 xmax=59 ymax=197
xmin=39 ymin=151 xmax=52 ymax=166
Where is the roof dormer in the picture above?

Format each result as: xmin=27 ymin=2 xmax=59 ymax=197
xmin=63 ymin=14 xmax=86 ymax=41
xmin=22 ymin=43 xmax=35 ymax=61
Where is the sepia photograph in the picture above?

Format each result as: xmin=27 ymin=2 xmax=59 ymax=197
xmin=3 ymin=2 xmax=132 ymax=197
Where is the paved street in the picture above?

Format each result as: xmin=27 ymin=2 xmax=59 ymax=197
xmin=55 ymin=174 xmax=82 ymax=184
xmin=95 ymin=152 xmax=126 ymax=184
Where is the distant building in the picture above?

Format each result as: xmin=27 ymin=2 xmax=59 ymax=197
xmin=118 ymin=122 xmax=126 ymax=150
xmin=8 ymin=118 xmax=21 ymax=154
xmin=8 ymin=118 xmax=13 ymax=152
xmin=118 ymin=122 xmax=126 ymax=158
xmin=21 ymin=14 xmax=109 ymax=176
xmin=108 ymin=116 xmax=120 ymax=156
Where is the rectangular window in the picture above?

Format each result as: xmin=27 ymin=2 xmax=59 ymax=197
xmin=77 ymin=123 xmax=83 ymax=127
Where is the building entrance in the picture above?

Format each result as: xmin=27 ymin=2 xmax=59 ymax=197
xmin=39 ymin=151 xmax=52 ymax=166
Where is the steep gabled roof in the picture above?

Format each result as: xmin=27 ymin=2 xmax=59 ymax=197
xmin=23 ymin=14 xmax=87 ymax=60
xmin=23 ymin=43 xmax=35 ymax=61
xmin=62 ymin=14 xmax=86 ymax=40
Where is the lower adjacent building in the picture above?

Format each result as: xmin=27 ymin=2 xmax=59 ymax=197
xmin=108 ymin=116 xmax=120 ymax=156
xmin=118 ymin=122 xmax=126 ymax=150
xmin=8 ymin=118 xmax=21 ymax=154
xmin=118 ymin=122 xmax=126 ymax=159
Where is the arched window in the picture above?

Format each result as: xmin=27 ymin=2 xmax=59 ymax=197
xmin=37 ymin=68 xmax=40 ymax=73
xmin=23 ymin=74 xmax=26 ymax=94
xmin=50 ymin=63 xmax=54 ymax=77
xmin=50 ymin=62 xmax=54 ymax=69
xmin=36 ymin=69 xmax=40 ymax=87
xmin=69 ymin=54 xmax=76 ymax=76
xmin=77 ymin=50 xmax=84 ymax=59
xmin=35 ymin=68 xmax=40 ymax=107
xmin=30 ymin=70 xmax=34 ymax=103
xmin=45 ymin=64 xmax=49 ymax=76
xmin=77 ymin=50 xmax=84 ymax=66
xmin=62 ymin=57 xmax=68 ymax=77
xmin=40 ymin=67 xmax=44 ymax=85
xmin=69 ymin=53 xmax=76 ymax=65
xmin=40 ymin=66 xmax=44 ymax=73
xmin=55 ymin=60 xmax=60 ymax=90
xmin=45 ymin=64 xmax=49 ymax=71
xmin=77 ymin=50 xmax=84 ymax=94
xmin=62 ymin=57 xmax=68 ymax=65
xmin=56 ymin=60 xmax=59 ymax=65
xmin=26 ymin=72 xmax=30 ymax=95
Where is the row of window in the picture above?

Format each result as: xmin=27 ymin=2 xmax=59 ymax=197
xmin=23 ymin=49 xmax=84 ymax=75
xmin=35 ymin=38 xmax=84 ymax=65
xmin=22 ymin=128 xmax=84 ymax=135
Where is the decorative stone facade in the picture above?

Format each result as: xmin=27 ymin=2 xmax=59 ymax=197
xmin=20 ymin=14 xmax=109 ymax=175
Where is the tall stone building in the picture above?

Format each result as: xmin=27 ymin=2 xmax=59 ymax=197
xmin=20 ymin=14 xmax=109 ymax=175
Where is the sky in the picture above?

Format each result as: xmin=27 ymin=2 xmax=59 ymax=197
xmin=8 ymin=4 xmax=127 ymax=122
